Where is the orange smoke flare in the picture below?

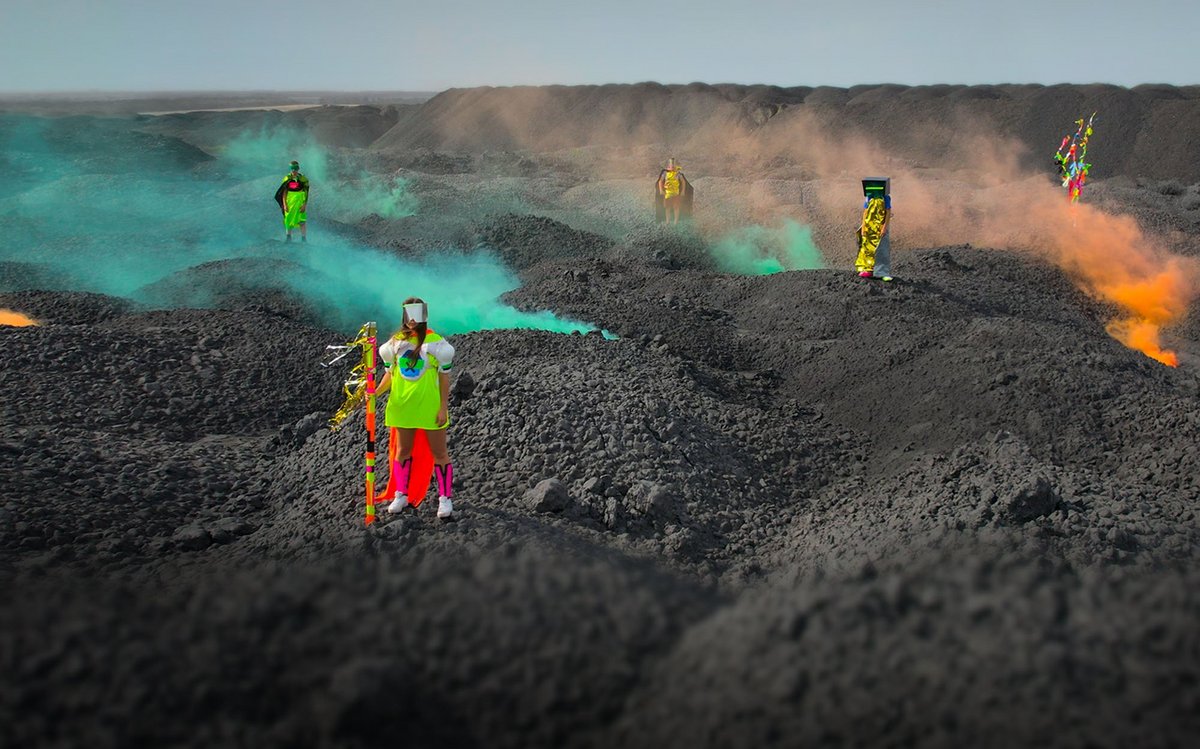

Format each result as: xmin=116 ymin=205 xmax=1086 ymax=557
xmin=1041 ymin=202 xmax=1196 ymax=368
xmin=700 ymin=109 xmax=1199 ymax=367
xmin=790 ymin=127 xmax=1200 ymax=368
xmin=0 ymin=309 xmax=38 ymax=327
xmin=1108 ymin=319 xmax=1179 ymax=367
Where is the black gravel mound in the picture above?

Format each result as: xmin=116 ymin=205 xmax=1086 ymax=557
xmin=374 ymin=83 xmax=1200 ymax=181
xmin=608 ymin=224 xmax=716 ymax=271
xmin=474 ymin=213 xmax=613 ymax=270
xmin=2 ymin=545 xmax=712 ymax=749
xmin=134 ymin=256 xmax=321 ymax=323
xmin=0 ymin=262 xmax=69 ymax=293
xmin=0 ymin=290 xmax=131 ymax=324
xmin=3 ymin=234 xmax=1198 ymax=748
xmin=0 ymin=306 xmax=343 ymax=570
xmin=616 ymin=545 xmax=1200 ymax=749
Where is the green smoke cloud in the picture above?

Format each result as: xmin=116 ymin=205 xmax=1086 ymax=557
xmin=280 ymin=243 xmax=598 ymax=335
xmin=710 ymin=219 xmax=825 ymax=274
xmin=219 ymin=126 xmax=419 ymax=221
xmin=0 ymin=114 xmax=599 ymax=337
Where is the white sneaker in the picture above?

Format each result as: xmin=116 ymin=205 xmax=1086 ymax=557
xmin=387 ymin=496 xmax=408 ymax=514
xmin=437 ymin=496 xmax=453 ymax=519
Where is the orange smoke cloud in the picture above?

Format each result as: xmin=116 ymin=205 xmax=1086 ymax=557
xmin=1043 ymin=203 xmax=1194 ymax=367
xmin=711 ymin=110 xmax=1200 ymax=367
xmin=0 ymin=309 xmax=39 ymax=327
xmin=957 ymin=176 xmax=1198 ymax=368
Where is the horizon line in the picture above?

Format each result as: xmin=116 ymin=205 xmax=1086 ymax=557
xmin=3 ymin=81 xmax=1200 ymax=98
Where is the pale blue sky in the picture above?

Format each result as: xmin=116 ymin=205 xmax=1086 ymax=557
xmin=0 ymin=0 xmax=1194 ymax=92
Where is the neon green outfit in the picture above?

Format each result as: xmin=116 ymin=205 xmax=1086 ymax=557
xmin=379 ymin=330 xmax=455 ymax=430
xmin=279 ymin=173 xmax=309 ymax=230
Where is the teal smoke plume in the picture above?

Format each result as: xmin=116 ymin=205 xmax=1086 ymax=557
xmin=0 ymin=114 xmax=596 ymax=336
xmin=710 ymin=219 xmax=825 ymax=274
xmin=219 ymin=126 xmax=419 ymax=221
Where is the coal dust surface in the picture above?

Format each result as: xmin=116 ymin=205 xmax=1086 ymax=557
xmin=2 ymin=86 xmax=1199 ymax=749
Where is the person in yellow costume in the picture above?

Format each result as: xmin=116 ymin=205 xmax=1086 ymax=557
xmin=377 ymin=297 xmax=456 ymax=519
xmin=655 ymin=157 xmax=692 ymax=225
xmin=854 ymin=182 xmax=892 ymax=280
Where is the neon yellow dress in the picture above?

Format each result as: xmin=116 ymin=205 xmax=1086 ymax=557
xmin=379 ymin=330 xmax=455 ymax=430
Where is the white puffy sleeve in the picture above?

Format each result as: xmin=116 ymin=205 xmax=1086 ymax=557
xmin=426 ymin=338 xmax=455 ymax=372
xmin=378 ymin=338 xmax=399 ymax=368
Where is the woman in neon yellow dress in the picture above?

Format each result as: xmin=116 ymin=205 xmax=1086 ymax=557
xmin=377 ymin=297 xmax=456 ymax=518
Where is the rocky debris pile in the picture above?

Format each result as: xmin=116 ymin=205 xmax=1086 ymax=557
xmin=608 ymin=224 xmax=716 ymax=271
xmin=511 ymin=246 xmax=1198 ymax=475
xmin=1090 ymin=177 xmax=1200 ymax=241
xmin=392 ymin=148 xmax=474 ymax=175
xmin=0 ymin=424 xmax=264 ymax=567
xmin=372 ymin=83 xmax=1200 ymax=182
xmin=614 ymin=544 xmax=1200 ymax=749
xmin=255 ymin=327 xmax=855 ymax=578
xmin=0 ymin=290 xmax=131 ymax=324
xmin=470 ymin=219 xmax=716 ymax=277
xmin=765 ymin=430 xmax=1200 ymax=583
xmin=474 ymin=213 xmax=613 ymax=270
xmin=0 ymin=542 xmax=712 ymax=749
xmin=0 ymin=262 xmax=69 ymax=294
xmin=1 ymin=307 xmax=340 ymax=439
xmin=133 ymin=257 xmax=322 ymax=324
xmin=0 ymin=303 xmax=343 ymax=569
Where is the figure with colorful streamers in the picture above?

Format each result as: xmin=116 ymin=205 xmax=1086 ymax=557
xmin=1054 ymin=114 xmax=1096 ymax=203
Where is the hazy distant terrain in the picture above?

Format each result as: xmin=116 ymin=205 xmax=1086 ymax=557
xmin=0 ymin=90 xmax=435 ymax=115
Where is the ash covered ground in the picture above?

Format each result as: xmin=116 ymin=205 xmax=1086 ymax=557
xmin=2 ymin=85 xmax=1200 ymax=748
